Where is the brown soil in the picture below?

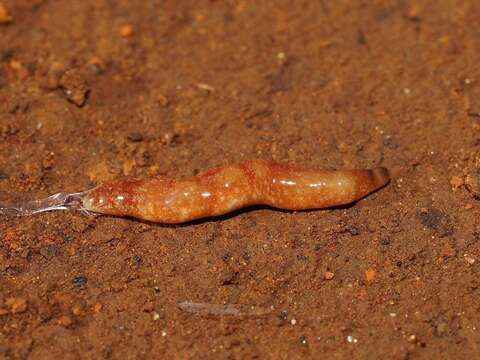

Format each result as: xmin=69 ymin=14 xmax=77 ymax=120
xmin=1 ymin=1 xmax=480 ymax=359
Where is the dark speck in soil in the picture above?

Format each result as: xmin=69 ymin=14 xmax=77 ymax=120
xmin=348 ymin=226 xmax=360 ymax=236
xmin=40 ymin=245 xmax=59 ymax=258
xmin=416 ymin=208 xmax=454 ymax=237
xmin=299 ymin=335 xmax=308 ymax=346
xmin=383 ymin=135 xmax=399 ymax=149
xmin=0 ymin=49 xmax=14 ymax=62
xmin=417 ymin=208 xmax=444 ymax=229
xmin=381 ymin=238 xmax=391 ymax=245
xmin=133 ymin=255 xmax=142 ymax=265
xmin=357 ymin=30 xmax=367 ymax=45
xmin=127 ymin=132 xmax=144 ymax=142
xmin=73 ymin=276 xmax=88 ymax=288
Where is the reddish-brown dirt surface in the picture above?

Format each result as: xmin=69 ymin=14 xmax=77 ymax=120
xmin=1 ymin=1 xmax=480 ymax=359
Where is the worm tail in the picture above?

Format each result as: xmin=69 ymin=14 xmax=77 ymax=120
xmin=252 ymin=162 xmax=391 ymax=210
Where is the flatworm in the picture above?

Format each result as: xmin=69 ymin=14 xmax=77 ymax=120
xmin=81 ymin=160 xmax=390 ymax=223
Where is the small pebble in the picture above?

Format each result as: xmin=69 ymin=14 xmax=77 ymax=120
xmin=347 ymin=335 xmax=358 ymax=343
xmin=324 ymin=271 xmax=335 ymax=280
xmin=450 ymin=176 xmax=464 ymax=190
xmin=365 ymin=269 xmax=376 ymax=282
xmin=93 ymin=302 xmax=103 ymax=313
xmin=0 ymin=3 xmax=12 ymax=24
xmin=148 ymin=165 xmax=160 ymax=176
xmin=160 ymin=132 xmax=178 ymax=146
xmin=9 ymin=59 xmax=29 ymax=79
xmin=73 ymin=276 xmax=88 ymax=287
xmin=349 ymin=226 xmax=360 ymax=236
xmin=406 ymin=3 xmax=421 ymax=21
xmin=87 ymin=56 xmax=106 ymax=75
xmin=5 ymin=297 xmax=28 ymax=314
xmin=435 ymin=322 xmax=448 ymax=337
xmin=273 ymin=310 xmax=288 ymax=326
xmin=158 ymin=94 xmax=169 ymax=107
xmin=362 ymin=29 xmax=373 ymax=45
xmin=59 ymin=69 xmax=90 ymax=107
xmin=196 ymin=83 xmax=215 ymax=92
xmin=57 ymin=315 xmax=73 ymax=327
xmin=133 ymin=254 xmax=142 ymax=265
xmin=127 ymin=132 xmax=144 ymax=142
xmin=464 ymin=254 xmax=476 ymax=265
xmin=276 ymin=52 xmax=287 ymax=65
xmin=0 ymin=49 xmax=14 ymax=63
xmin=442 ymin=243 xmax=456 ymax=258
xmin=152 ymin=312 xmax=160 ymax=321
xmin=122 ymin=158 xmax=137 ymax=176
xmin=0 ymin=308 xmax=9 ymax=316
xmin=383 ymin=135 xmax=399 ymax=149
xmin=299 ymin=335 xmax=308 ymax=346
xmin=120 ymin=24 xmax=134 ymax=37
xmin=465 ymin=172 xmax=480 ymax=198
xmin=142 ymin=301 xmax=155 ymax=313
xmin=72 ymin=305 xmax=84 ymax=316
xmin=381 ymin=238 xmax=391 ymax=245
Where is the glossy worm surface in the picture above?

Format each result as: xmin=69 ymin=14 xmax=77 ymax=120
xmin=82 ymin=160 xmax=390 ymax=223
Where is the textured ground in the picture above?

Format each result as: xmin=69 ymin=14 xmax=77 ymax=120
xmin=1 ymin=0 xmax=480 ymax=359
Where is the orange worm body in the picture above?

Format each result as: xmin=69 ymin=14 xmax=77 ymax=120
xmin=82 ymin=160 xmax=390 ymax=223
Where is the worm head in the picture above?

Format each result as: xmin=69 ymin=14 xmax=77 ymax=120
xmin=82 ymin=179 xmax=143 ymax=216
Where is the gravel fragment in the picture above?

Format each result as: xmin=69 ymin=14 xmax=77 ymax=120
xmin=120 ymin=24 xmax=134 ymax=37
xmin=324 ymin=271 xmax=335 ymax=280
xmin=465 ymin=171 xmax=480 ymax=198
xmin=5 ymin=297 xmax=28 ymax=313
xmin=73 ymin=276 xmax=88 ymax=288
xmin=127 ymin=132 xmax=144 ymax=142
xmin=365 ymin=269 xmax=376 ymax=282
xmin=450 ymin=176 xmax=464 ymax=190
xmin=59 ymin=69 xmax=90 ymax=107
xmin=0 ymin=3 xmax=12 ymax=24
xmin=434 ymin=322 xmax=448 ymax=337
xmin=57 ymin=315 xmax=73 ymax=327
